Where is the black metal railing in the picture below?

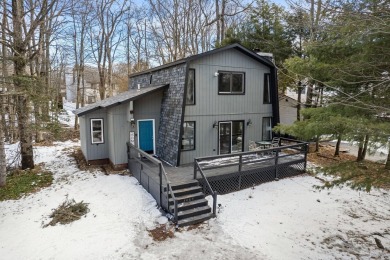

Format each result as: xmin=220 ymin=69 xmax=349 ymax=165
xmin=194 ymin=160 xmax=217 ymax=217
xmin=127 ymin=143 xmax=179 ymax=222
xmin=194 ymin=138 xmax=308 ymax=194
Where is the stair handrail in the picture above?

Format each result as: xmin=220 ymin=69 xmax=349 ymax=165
xmin=127 ymin=143 xmax=178 ymax=222
xmin=194 ymin=160 xmax=217 ymax=217
xmin=158 ymin=162 xmax=178 ymax=222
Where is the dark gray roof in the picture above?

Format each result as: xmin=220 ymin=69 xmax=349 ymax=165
xmin=129 ymin=43 xmax=275 ymax=78
xmin=73 ymin=84 xmax=168 ymax=116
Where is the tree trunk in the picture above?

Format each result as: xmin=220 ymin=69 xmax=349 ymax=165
xmin=0 ymin=115 xmax=6 ymax=187
xmin=297 ymin=81 xmax=302 ymax=121
xmin=315 ymin=135 xmax=319 ymax=152
xmin=334 ymin=134 xmax=342 ymax=157
xmin=385 ymin=143 xmax=390 ymax=170
xmin=16 ymin=95 xmax=34 ymax=169
xmin=357 ymin=135 xmax=369 ymax=162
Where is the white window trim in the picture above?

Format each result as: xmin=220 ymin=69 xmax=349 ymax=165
xmin=91 ymin=119 xmax=104 ymax=144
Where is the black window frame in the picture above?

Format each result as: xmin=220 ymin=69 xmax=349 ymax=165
xmin=263 ymin=73 xmax=271 ymax=104
xmin=181 ymin=121 xmax=196 ymax=151
xmin=218 ymin=71 xmax=245 ymax=95
xmin=185 ymin=69 xmax=196 ymax=105
xmin=90 ymin=118 xmax=104 ymax=144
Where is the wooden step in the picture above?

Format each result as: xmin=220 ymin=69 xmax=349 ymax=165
xmin=171 ymin=180 xmax=199 ymax=191
xmin=177 ymin=212 xmax=214 ymax=227
xmin=177 ymin=205 xmax=211 ymax=220
xmin=169 ymin=198 xmax=209 ymax=212
xmin=169 ymin=192 xmax=204 ymax=205
xmin=169 ymin=186 xmax=201 ymax=198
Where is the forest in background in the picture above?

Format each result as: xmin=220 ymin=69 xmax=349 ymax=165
xmin=0 ymin=0 xmax=389 ymax=185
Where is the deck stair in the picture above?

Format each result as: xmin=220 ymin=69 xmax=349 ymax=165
xmin=168 ymin=179 xmax=213 ymax=227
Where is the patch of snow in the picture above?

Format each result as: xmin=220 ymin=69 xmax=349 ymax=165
xmin=1 ymin=141 xmax=389 ymax=259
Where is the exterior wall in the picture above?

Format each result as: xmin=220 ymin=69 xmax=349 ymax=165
xmin=181 ymin=48 xmax=273 ymax=164
xmin=132 ymin=89 xmax=164 ymax=150
xmin=80 ymin=110 xmax=109 ymax=161
xmin=107 ymin=103 xmax=131 ymax=165
xmin=279 ymin=97 xmax=298 ymax=125
xmin=129 ymin=63 xmax=187 ymax=166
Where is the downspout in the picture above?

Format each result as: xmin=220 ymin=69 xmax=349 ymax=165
xmin=176 ymin=62 xmax=190 ymax=166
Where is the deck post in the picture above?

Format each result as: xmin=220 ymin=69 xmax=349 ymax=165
xmin=303 ymin=144 xmax=308 ymax=171
xmin=274 ymin=149 xmax=279 ymax=180
xmin=238 ymin=155 xmax=242 ymax=190
xmin=159 ymin=163 xmax=163 ymax=206
xmin=193 ymin=159 xmax=197 ymax=179
xmin=212 ymin=192 xmax=217 ymax=217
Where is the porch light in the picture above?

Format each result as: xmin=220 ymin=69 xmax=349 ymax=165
xmin=130 ymin=119 xmax=135 ymax=128
xmin=213 ymin=121 xmax=218 ymax=128
xmin=214 ymin=72 xmax=219 ymax=77
xmin=247 ymin=119 xmax=252 ymax=127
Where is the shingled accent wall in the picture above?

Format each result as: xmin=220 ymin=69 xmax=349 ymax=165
xmin=129 ymin=63 xmax=187 ymax=166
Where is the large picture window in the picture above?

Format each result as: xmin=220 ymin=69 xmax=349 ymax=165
xmin=263 ymin=73 xmax=271 ymax=104
xmin=91 ymin=119 xmax=104 ymax=144
xmin=218 ymin=71 xmax=245 ymax=94
xmin=186 ymin=69 xmax=195 ymax=105
xmin=181 ymin=121 xmax=195 ymax=151
xmin=262 ymin=117 xmax=272 ymax=141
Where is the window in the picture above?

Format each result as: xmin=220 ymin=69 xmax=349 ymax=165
xmin=262 ymin=117 xmax=272 ymax=141
xmin=219 ymin=121 xmax=244 ymax=154
xmin=91 ymin=119 xmax=104 ymax=144
xmin=181 ymin=121 xmax=195 ymax=151
xmin=186 ymin=69 xmax=195 ymax=105
xmin=218 ymin=71 xmax=245 ymax=94
xmin=263 ymin=73 xmax=271 ymax=104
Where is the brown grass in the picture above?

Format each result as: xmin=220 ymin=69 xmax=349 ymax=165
xmin=43 ymin=198 xmax=89 ymax=228
xmin=148 ymin=225 xmax=175 ymax=241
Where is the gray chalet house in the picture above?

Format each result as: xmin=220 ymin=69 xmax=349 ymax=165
xmin=74 ymin=44 xmax=280 ymax=169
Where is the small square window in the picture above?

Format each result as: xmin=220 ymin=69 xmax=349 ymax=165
xmin=91 ymin=119 xmax=104 ymax=144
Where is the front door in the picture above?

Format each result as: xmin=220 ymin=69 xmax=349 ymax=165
xmin=138 ymin=120 xmax=154 ymax=154
xmin=218 ymin=121 xmax=244 ymax=154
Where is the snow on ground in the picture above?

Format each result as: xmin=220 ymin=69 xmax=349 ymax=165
xmin=1 ymin=141 xmax=389 ymax=259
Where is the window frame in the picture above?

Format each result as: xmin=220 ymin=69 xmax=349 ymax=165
xmin=218 ymin=120 xmax=244 ymax=154
xmin=218 ymin=71 xmax=245 ymax=95
xmin=90 ymin=118 xmax=104 ymax=144
xmin=185 ymin=69 xmax=196 ymax=105
xmin=181 ymin=121 xmax=196 ymax=151
xmin=262 ymin=117 xmax=273 ymax=141
xmin=263 ymin=73 xmax=271 ymax=104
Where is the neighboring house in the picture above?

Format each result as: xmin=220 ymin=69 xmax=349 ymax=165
xmin=65 ymin=66 xmax=119 ymax=104
xmin=74 ymin=44 xmax=280 ymax=169
xmin=279 ymin=95 xmax=298 ymax=125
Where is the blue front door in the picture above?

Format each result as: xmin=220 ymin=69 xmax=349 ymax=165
xmin=138 ymin=120 xmax=154 ymax=153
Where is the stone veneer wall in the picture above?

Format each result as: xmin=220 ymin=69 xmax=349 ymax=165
xmin=129 ymin=63 xmax=187 ymax=166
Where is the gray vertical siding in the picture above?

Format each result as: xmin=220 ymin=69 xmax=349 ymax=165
xmin=107 ymin=103 xmax=131 ymax=165
xmin=279 ymin=97 xmax=298 ymax=125
xmin=82 ymin=110 xmax=109 ymax=161
xmin=132 ymin=89 xmax=164 ymax=149
xmin=181 ymin=49 xmax=273 ymax=164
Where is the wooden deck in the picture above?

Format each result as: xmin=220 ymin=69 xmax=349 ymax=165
xmin=154 ymin=153 xmax=305 ymax=185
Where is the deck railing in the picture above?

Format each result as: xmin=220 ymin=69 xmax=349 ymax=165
xmin=127 ymin=143 xmax=179 ymax=222
xmin=194 ymin=160 xmax=218 ymax=217
xmin=194 ymin=138 xmax=308 ymax=194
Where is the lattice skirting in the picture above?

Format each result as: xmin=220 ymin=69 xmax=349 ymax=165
xmin=198 ymin=161 xmax=306 ymax=195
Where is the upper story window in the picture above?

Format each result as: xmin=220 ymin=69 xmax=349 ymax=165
xmin=218 ymin=71 xmax=245 ymax=94
xmin=91 ymin=119 xmax=104 ymax=144
xmin=263 ymin=73 xmax=271 ymax=104
xmin=186 ymin=69 xmax=195 ymax=105
xmin=181 ymin=121 xmax=195 ymax=151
